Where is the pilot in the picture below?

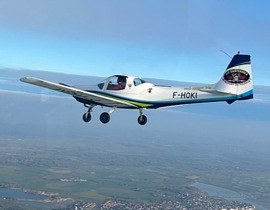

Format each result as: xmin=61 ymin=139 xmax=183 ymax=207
xmin=117 ymin=77 xmax=126 ymax=89
xmin=108 ymin=76 xmax=126 ymax=90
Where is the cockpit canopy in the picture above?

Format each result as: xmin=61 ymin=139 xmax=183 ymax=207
xmin=97 ymin=75 xmax=147 ymax=91
xmin=106 ymin=75 xmax=127 ymax=90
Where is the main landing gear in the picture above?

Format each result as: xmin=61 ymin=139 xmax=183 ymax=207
xmin=137 ymin=108 xmax=147 ymax=125
xmin=99 ymin=107 xmax=116 ymax=124
xmin=82 ymin=105 xmax=148 ymax=125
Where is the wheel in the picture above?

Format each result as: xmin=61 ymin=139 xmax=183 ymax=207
xmin=100 ymin=112 xmax=110 ymax=124
xmin=138 ymin=115 xmax=147 ymax=125
xmin=82 ymin=112 xmax=91 ymax=122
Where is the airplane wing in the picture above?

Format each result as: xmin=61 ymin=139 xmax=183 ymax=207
xmin=20 ymin=77 xmax=138 ymax=108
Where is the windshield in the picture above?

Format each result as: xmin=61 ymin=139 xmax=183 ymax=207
xmin=97 ymin=82 xmax=105 ymax=90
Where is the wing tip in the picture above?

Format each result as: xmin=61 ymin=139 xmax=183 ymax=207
xmin=20 ymin=77 xmax=30 ymax=83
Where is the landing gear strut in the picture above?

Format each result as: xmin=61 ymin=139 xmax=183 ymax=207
xmin=82 ymin=104 xmax=95 ymax=123
xmin=138 ymin=108 xmax=147 ymax=125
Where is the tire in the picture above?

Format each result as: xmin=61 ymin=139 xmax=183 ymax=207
xmin=138 ymin=115 xmax=147 ymax=125
xmin=100 ymin=112 xmax=110 ymax=124
xmin=83 ymin=113 xmax=91 ymax=122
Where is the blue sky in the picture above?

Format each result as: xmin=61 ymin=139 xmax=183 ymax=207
xmin=0 ymin=0 xmax=269 ymax=85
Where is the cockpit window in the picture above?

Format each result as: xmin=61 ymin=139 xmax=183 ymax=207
xmin=107 ymin=76 xmax=127 ymax=90
xmin=133 ymin=78 xmax=146 ymax=86
xmin=97 ymin=82 xmax=104 ymax=90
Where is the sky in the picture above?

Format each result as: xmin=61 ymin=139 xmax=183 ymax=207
xmin=0 ymin=0 xmax=270 ymax=85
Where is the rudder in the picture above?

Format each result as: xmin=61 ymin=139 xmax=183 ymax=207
xmin=214 ymin=53 xmax=253 ymax=101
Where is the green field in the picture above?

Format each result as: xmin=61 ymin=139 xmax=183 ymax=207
xmin=0 ymin=132 xmax=270 ymax=208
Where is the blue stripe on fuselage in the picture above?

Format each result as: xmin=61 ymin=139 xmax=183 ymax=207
xmin=74 ymin=89 xmax=253 ymax=109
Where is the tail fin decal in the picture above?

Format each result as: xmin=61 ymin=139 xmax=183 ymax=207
xmin=214 ymin=53 xmax=253 ymax=100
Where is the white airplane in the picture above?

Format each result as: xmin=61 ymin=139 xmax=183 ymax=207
xmin=20 ymin=53 xmax=253 ymax=125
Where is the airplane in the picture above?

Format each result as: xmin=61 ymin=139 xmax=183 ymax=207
xmin=20 ymin=52 xmax=253 ymax=125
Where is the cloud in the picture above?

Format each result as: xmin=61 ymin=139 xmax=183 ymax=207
xmin=252 ymin=86 xmax=270 ymax=104
xmin=252 ymin=95 xmax=270 ymax=104
xmin=0 ymin=77 xmax=10 ymax=84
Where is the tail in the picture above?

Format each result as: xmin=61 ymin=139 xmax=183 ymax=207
xmin=214 ymin=52 xmax=253 ymax=102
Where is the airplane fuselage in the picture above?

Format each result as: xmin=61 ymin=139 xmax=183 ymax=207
xmin=75 ymin=79 xmax=248 ymax=109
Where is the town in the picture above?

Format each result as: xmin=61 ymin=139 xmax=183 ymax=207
xmin=70 ymin=187 xmax=255 ymax=210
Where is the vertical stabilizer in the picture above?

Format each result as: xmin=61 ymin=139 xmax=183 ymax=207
xmin=214 ymin=53 xmax=253 ymax=100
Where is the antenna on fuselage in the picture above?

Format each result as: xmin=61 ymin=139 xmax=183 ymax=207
xmin=220 ymin=50 xmax=232 ymax=58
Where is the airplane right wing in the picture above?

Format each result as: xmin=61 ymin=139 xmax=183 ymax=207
xmin=20 ymin=77 xmax=138 ymax=108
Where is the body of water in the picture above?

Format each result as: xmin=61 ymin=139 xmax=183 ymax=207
xmin=0 ymin=188 xmax=72 ymax=209
xmin=191 ymin=182 xmax=268 ymax=210
xmin=0 ymin=188 xmax=45 ymax=200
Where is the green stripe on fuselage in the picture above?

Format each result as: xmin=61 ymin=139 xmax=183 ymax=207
xmin=90 ymin=91 xmax=153 ymax=108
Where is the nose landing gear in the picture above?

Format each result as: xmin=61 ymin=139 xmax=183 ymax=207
xmin=83 ymin=112 xmax=92 ymax=122
xmin=82 ymin=104 xmax=95 ymax=123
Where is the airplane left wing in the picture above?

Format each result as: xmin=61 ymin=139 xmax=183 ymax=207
xmin=20 ymin=77 xmax=138 ymax=108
